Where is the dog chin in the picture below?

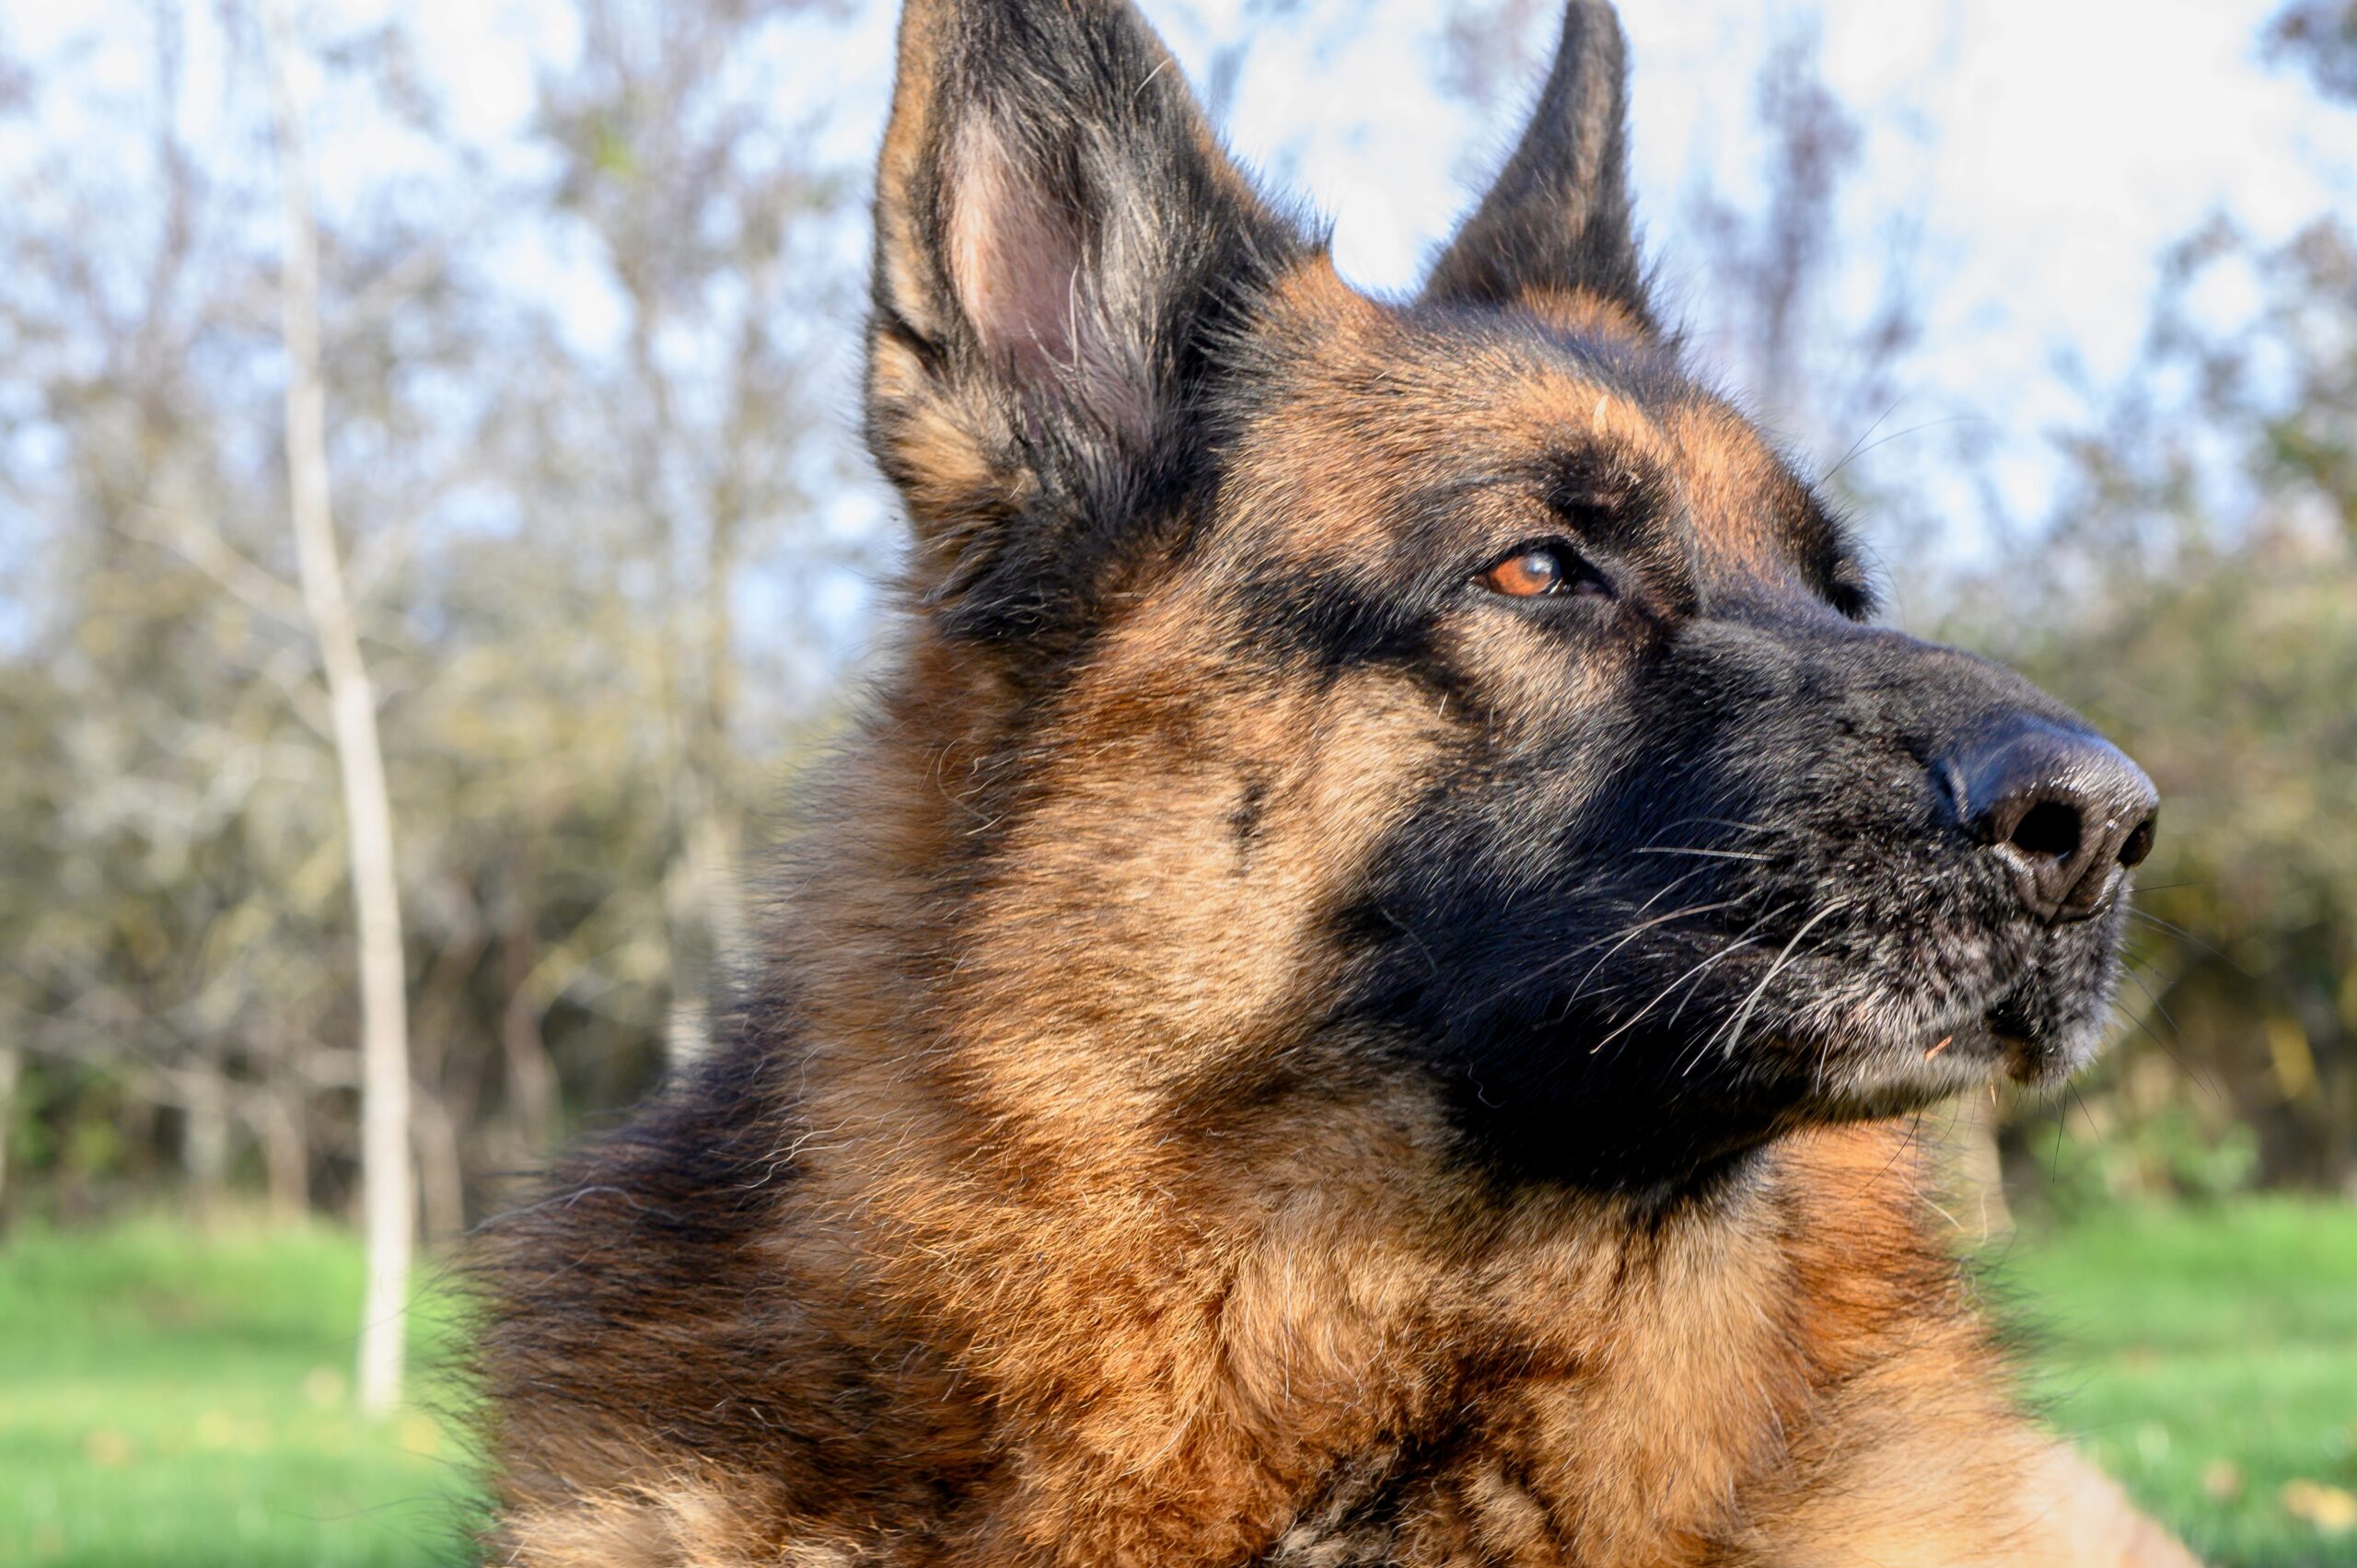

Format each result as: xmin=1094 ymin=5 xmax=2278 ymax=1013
xmin=1797 ymin=1003 xmax=2107 ymax=1122
xmin=1996 ymin=1022 xmax=2104 ymax=1088
xmin=1794 ymin=1015 xmax=2040 ymax=1121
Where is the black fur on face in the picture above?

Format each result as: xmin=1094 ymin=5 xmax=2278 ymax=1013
xmin=1326 ymin=580 xmax=2138 ymax=1193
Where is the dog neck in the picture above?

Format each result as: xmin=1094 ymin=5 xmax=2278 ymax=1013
xmin=773 ymin=662 xmax=1983 ymax=1566
xmin=794 ymin=970 xmax=1959 ymax=1565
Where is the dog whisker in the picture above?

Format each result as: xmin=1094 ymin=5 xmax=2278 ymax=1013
xmin=1596 ymin=927 xmax=1776 ymax=1057
xmin=1710 ymin=902 xmax=1847 ymax=1066
xmin=1631 ymin=845 xmax=1777 ymax=864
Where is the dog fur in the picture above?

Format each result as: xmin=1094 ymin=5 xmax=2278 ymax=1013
xmin=473 ymin=4 xmax=2201 ymax=1563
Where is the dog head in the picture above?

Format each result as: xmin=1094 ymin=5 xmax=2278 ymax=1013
xmin=859 ymin=0 xmax=2155 ymax=1192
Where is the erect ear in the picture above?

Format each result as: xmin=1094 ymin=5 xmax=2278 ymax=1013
xmin=865 ymin=0 xmax=1307 ymax=641
xmin=1422 ymin=1 xmax=1652 ymax=331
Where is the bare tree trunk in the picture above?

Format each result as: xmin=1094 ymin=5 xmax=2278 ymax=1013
xmin=661 ymin=797 xmax=738 ymax=1069
xmin=687 ymin=444 xmax=749 ymax=1050
xmin=260 ymin=1082 xmax=309 ymax=1224
xmin=182 ymin=1071 xmax=231 ymax=1217
xmin=0 ymin=1041 xmax=18 ymax=1220
xmin=500 ymin=970 xmax=559 ymax=1157
xmin=265 ymin=0 xmax=413 ymax=1416
xmin=620 ymin=288 xmax=744 ymax=1074
xmin=412 ymin=1088 xmax=466 ymax=1249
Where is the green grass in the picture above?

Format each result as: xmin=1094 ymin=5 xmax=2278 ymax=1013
xmin=0 ymin=1220 xmax=480 ymax=1567
xmin=1 ymin=1202 xmax=2351 ymax=1566
xmin=1990 ymin=1198 xmax=2357 ymax=1567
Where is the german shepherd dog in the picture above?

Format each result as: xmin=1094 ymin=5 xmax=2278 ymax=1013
xmin=477 ymin=2 xmax=2200 ymax=1563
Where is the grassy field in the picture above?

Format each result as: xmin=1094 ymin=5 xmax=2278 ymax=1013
xmin=1993 ymin=1199 xmax=2357 ymax=1567
xmin=0 ymin=1222 xmax=480 ymax=1567
xmin=1 ymin=1203 xmax=2352 ymax=1567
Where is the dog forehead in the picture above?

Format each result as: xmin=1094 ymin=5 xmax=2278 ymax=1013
xmin=1219 ymin=283 xmax=1822 ymax=587
xmin=1654 ymin=394 xmax=1829 ymax=587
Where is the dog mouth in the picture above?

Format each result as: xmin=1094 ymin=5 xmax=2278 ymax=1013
xmin=1759 ymin=918 xmax=2126 ymax=1118
xmin=1823 ymin=1007 xmax=2056 ymax=1096
xmin=1373 ymin=773 xmax=2143 ymax=1186
xmin=1494 ymin=873 xmax=2131 ymax=1086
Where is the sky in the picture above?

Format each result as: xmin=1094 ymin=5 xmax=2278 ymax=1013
xmin=9 ymin=0 xmax=2352 ymax=616
xmin=371 ymin=1 xmax=2352 ymax=377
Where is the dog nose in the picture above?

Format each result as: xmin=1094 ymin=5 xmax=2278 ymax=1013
xmin=1945 ymin=717 xmax=2158 ymax=923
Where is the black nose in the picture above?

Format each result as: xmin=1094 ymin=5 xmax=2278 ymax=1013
xmin=1945 ymin=717 xmax=2158 ymax=923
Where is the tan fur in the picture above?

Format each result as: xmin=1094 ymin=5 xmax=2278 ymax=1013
xmin=486 ymin=561 xmax=2186 ymax=1564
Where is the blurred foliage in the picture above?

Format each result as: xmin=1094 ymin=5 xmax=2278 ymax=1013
xmin=2268 ymin=0 xmax=2357 ymax=104
xmin=1972 ymin=214 xmax=2357 ymax=1198
xmin=0 ymin=0 xmax=861 ymax=1230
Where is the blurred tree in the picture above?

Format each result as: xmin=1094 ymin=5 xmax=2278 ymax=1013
xmin=1967 ymin=6 xmax=2357 ymax=1200
xmin=525 ymin=0 xmax=850 ymax=1068
xmin=0 ymin=0 xmax=861 ymax=1250
xmin=0 ymin=0 xmax=352 ymax=1224
xmin=263 ymin=0 xmax=414 ymax=1411
xmin=3 ymin=0 xmax=2351 ymax=1261
xmin=1968 ymin=215 xmax=2357 ymax=1198
xmin=1680 ymin=20 xmax=1917 ymax=453
xmin=2267 ymin=0 xmax=2357 ymax=103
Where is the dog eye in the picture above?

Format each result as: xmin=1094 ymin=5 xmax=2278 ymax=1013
xmin=1476 ymin=543 xmax=1604 ymax=599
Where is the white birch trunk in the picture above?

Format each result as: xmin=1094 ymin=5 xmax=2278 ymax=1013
xmin=265 ymin=1 xmax=414 ymax=1417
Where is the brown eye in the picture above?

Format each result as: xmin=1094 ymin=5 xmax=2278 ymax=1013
xmin=1477 ymin=544 xmax=1595 ymax=598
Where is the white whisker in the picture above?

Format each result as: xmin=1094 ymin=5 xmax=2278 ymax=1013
xmin=1712 ymin=902 xmax=1846 ymax=1066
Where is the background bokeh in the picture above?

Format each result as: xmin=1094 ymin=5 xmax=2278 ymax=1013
xmin=0 ymin=1 xmax=2351 ymax=1563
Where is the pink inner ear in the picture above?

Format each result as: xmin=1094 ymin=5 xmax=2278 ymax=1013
xmin=947 ymin=122 xmax=1082 ymax=377
xmin=945 ymin=120 xmax=1151 ymax=441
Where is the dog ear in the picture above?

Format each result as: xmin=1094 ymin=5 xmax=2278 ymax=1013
xmin=865 ymin=0 xmax=1306 ymax=641
xmin=1422 ymin=1 xmax=1652 ymax=331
